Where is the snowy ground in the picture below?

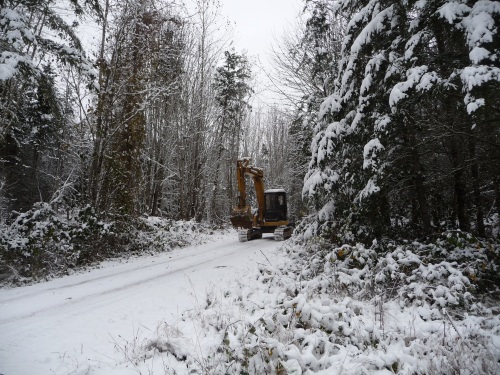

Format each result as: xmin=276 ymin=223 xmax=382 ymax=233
xmin=0 ymin=230 xmax=284 ymax=375
xmin=2 ymin=230 xmax=499 ymax=375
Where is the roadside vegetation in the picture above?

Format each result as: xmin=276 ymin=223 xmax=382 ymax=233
xmin=119 ymin=229 xmax=499 ymax=374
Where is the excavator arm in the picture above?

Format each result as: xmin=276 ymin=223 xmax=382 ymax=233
xmin=231 ymin=158 xmax=265 ymax=228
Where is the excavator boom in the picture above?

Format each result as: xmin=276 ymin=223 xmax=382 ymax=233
xmin=230 ymin=158 xmax=264 ymax=229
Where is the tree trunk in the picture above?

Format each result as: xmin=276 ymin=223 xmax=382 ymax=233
xmin=468 ymin=137 xmax=485 ymax=237
xmin=407 ymin=120 xmax=432 ymax=235
xmin=495 ymin=175 xmax=500 ymax=221
xmin=449 ymin=135 xmax=470 ymax=232
xmin=90 ymin=0 xmax=109 ymax=211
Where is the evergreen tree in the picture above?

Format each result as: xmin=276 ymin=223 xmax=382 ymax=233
xmin=303 ymin=0 xmax=500 ymax=241
xmin=0 ymin=0 xmax=99 ymax=83
xmin=1 ymin=0 xmax=99 ymax=217
xmin=209 ymin=49 xmax=252 ymax=223
xmin=269 ymin=3 xmax=345 ymax=221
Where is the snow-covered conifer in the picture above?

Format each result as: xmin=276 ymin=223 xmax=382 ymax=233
xmin=304 ymin=0 xmax=500 ymax=240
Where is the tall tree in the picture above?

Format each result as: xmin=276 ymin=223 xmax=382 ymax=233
xmin=168 ymin=0 xmax=228 ymax=222
xmin=269 ymin=3 xmax=345 ymax=221
xmin=208 ymin=49 xmax=252 ymax=223
xmin=0 ymin=0 xmax=99 ymax=217
xmin=303 ymin=0 xmax=500 ymax=241
xmin=89 ymin=0 xmax=185 ymax=218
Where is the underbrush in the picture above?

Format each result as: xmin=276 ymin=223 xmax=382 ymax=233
xmin=137 ymin=230 xmax=500 ymax=374
xmin=0 ymin=203 xmax=216 ymax=285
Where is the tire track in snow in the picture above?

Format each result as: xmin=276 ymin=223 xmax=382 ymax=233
xmin=0 ymin=237 xmax=279 ymax=326
xmin=0 ymin=238 xmax=230 ymax=304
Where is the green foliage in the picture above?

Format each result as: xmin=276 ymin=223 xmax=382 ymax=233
xmin=300 ymin=231 xmax=500 ymax=308
xmin=213 ymin=50 xmax=252 ymax=122
xmin=0 ymin=203 xmax=112 ymax=283
xmin=181 ymin=233 xmax=499 ymax=374
xmin=0 ymin=205 xmax=217 ymax=284
xmin=0 ymin=0 xmax=98 ymax=215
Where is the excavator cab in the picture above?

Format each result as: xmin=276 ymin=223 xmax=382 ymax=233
xmin=264 ymin=189 xmax=287 ymax=222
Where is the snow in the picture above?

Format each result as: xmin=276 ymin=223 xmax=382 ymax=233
xmin=357 ymin=178 xmax=381 ymax=200
xmin=318 ymin=201 xmax=335 ymax=222
xmin=350 ymin=6 xmax=394 ymax=55
xmin=463 ymin=4 xmax=498 ymax=47
xmin=363 ymin=138 xmax=384 ymax=170
xmin=438 ymin=2 xmax=470 ymax=24
xmin=0 ymin=8 xmax=35 ymax=43
xmin=265 ymin=189 xmax=286 ymax=193
xmin=389 ymin=66 xmax=439 ymax=109
xmin=465 ymin=97 xmax=485 ymax=114
xmin=461 ymin=66 xmax=500 ymax=90
xmin=8 ymin=229 xmax=496 ymax=374
xmin=318 ymin=94 xmax=342 ymax=118
xmin=374 ymin=114 xmax=391 ymax=131
xmin=0 ymin=231 xmax=283 ymax=375
xmin=469 ymin=46 xmax=491 ymax=64
xmin=0 ymin=4 xmax=97 ymax=83
xmin=199 ymin=236 xmax=498 ymax=374
xmin=302 ymin=170 xmax=325 ymax=196
xmin=0 ymin=51 xmax=34 ymax=81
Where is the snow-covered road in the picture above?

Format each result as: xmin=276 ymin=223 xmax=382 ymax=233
xmin=0 ymin=231 xmax=283 ymax=375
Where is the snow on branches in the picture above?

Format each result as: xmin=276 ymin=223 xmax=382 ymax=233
xmin=303 ymin=0 xmax=500 ymax=238
xmin=0 ymin=2 xmax=97 ymax=83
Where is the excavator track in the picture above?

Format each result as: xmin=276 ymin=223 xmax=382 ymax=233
xmin=238 ymin=229 xmax=262 ymax=242
xmin=238 ymin=230 xmax=250 ymax=242
xmin=274 ymin=226 xmax=293 ymax=241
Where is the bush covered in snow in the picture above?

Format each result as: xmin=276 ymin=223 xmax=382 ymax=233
xmin=0 ymin=203 xmax=113 ymax=283
xmin=144 ymin=232 xmax=500 ymax=374
xmin=299 ymin=231 xmax=500 ymax=310
xmin=0 ymin=204 xmax=218 ymax=285
xmin=135 ymin=216 xmax=215 ymax=253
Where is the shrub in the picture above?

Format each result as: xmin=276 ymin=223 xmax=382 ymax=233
xmin=0 ymin=203 xmax=112 ymax=283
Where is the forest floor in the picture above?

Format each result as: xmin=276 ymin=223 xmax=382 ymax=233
xmin=1 ymin=228 xmax=499 ymax=375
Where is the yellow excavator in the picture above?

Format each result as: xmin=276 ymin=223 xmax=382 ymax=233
xmin=230 ymin=158 xmax=293 ymax=242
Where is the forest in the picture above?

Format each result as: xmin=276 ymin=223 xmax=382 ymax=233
xmin=0 ymin=0 xmax=499 ymax=283
xmin=0 ymin=0 xmax=297 ymax=279
xmin=1 ymin=0 xmax=500 ymax=373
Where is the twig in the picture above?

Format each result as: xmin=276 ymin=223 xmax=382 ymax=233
xmin=443 ymin=320 xmax=446 ymax=346
xmin=260 ymin=250 xmax=272 ymax=266
xmin=441 ymin=308 xmax=472 ymax=351
xmin=108 ymin=333 xmax=138 ymax=369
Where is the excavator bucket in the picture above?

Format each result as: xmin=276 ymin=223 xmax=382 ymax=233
xmin=230 ymin=206 xmax=253 ymax=229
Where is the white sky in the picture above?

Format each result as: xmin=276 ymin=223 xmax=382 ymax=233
xmin=219 ymin=0 xmax=304 ymax=105
xmin=220 ymin=0 xmax=303 ymax=57
xmin=74 ymin=0 xmax=305 ymax=106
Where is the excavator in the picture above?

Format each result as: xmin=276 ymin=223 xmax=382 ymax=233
xmin=230 ymin=158 xmax=293 ymax=242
